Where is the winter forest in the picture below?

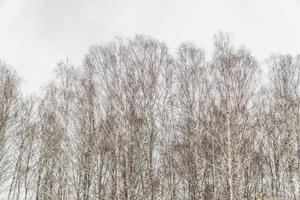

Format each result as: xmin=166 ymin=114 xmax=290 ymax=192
xmin=1 ymin=33 xmax=300 ymax=200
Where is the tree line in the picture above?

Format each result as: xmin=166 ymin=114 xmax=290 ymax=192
xmin=1 ymin=33 xmax=300 ymax=200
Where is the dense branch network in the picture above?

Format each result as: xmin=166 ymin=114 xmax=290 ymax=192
xmin=0 ymin=33 xmax=300 ymax=200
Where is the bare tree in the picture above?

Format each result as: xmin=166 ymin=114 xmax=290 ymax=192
xmin=210 ymin=32 xmax=260 ymax=200
xmin=0 ymin=61 xmax=20 ymax=196
xmin=259 ymin=54 xmax=300 ymax=200
xmin=8 ymin=97 xmax=36 ymax=200
xmin=174 ymin=42 xmax=210 ymax=200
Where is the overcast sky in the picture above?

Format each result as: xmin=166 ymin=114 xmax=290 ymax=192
xmin=1 ymin=0 xmax=300 ymax=94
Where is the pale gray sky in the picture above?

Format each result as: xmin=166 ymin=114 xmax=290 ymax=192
xmin=1 ymin=0 xmax=300 ymax=94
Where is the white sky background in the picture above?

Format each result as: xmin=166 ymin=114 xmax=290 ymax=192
xmin=0 ymin=0 xmax=300 ymax=94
